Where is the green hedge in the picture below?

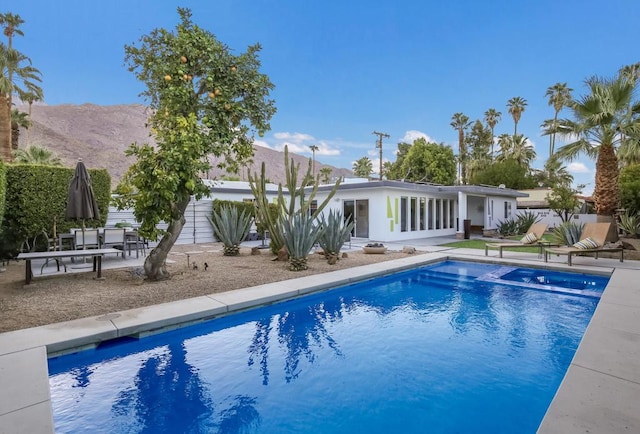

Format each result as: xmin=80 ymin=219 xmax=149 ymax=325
xmin=0 ymin=164 xmax=111 ymax=258
xmin=620 ymin=164 xmax=640 ymax=214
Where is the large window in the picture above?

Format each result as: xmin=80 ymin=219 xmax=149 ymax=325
xmin=401 ymin=197 xmax=408 ymax=232
xmin=410 ymin=197 xmax=417 ymax=231
xmin=419 ymin=197 xmax=426 ymax=230
xmin=435 ymin=199 xmax=441 ymax=229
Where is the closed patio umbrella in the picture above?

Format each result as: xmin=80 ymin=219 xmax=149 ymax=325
xmin=66 ymin=159 xmax=100 ymax=251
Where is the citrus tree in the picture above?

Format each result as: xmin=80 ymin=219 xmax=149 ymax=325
xmin=116 ymin=8 xmax=276 ymax=280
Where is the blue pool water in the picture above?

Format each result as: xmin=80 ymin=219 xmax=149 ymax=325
xmin=48 ymin=261 xmax=609 ymax=433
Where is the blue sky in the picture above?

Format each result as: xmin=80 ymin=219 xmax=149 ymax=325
xmin=9 ymin=0 xmax=640 ymax=194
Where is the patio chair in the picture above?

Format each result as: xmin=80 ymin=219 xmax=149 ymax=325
xmin=102 ymin=228 xmax=126 ymax=258
xmin=125 ymin=230 xmax=146 ymax=258
xmin=484 ymin=223 xmax=549 ymax=258
xmin=544 ymin=222 xmax=623 ymax=266
xmin=74 ymin=229 xmax=100 ymax=250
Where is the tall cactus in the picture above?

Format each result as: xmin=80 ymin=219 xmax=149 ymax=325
xmin=248 ymin=145 xmax=341 ymax=255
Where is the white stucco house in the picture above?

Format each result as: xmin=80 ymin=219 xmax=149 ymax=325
xmin=107 ymin=179 xmax=527 ymax=244
xmin=314 ymin=180 xmax=527 ymax=242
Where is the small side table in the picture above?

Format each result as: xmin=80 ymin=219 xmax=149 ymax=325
xmin=536 ymin=241 xmax=558 ymax=258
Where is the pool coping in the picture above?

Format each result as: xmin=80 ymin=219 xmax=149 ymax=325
xmin=0 ymin=252 xmax=635 ymax=433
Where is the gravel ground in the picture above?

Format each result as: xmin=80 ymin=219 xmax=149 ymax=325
xmin=0 ymin=243 xmax=425 ymax=333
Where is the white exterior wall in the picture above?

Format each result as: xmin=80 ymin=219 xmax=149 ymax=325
xmin=484 ymin=196 xmax=518 ymax=229
xmin=319 ymin=187 xmax=458 ymax=242
xmin=516 ymin=209 xmax=597 ymax=230
xmin=106 ymin=181 xmax=280 ymax=245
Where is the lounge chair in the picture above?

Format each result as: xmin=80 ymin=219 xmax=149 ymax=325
xmin=544 ymin=222 xmax=623 ymax=266
xmin=485 ymin=223 xmax=549 ymax=258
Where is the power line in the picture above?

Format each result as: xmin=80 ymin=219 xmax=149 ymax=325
xmin=372 ymin=131 xmax=390 ymax=181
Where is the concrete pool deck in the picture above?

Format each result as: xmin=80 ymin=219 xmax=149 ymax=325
xmin=1 ymin=242 xmax=639 ymax=433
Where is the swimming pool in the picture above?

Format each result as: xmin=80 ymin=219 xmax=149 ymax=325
xmin=48 ymin=261 xmax=609 ymax=433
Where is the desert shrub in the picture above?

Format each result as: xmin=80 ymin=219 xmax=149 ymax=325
xmin=497 ymin=218 xmax=519 ymax=236
xmin=282 ymin=213 xmax=324 ymax=271
xmin=515 ymin=211 xmax=540 ymax=234
xmin=210 ymin=205 xmax=253 ymax=256
xmin=317 ymin=210 xmax=354 ymax=261
xmin=497 ymin=212 xmax=540 ymax=237
xmin=551 ymin=221 xmax=584 ymax=246
xmin=618 ymin=211 xmax=640 ymax=238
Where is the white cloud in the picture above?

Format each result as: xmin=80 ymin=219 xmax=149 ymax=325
xmin=272 ymin=141 xmax=308 ymax=154
xmin=401 ymin=130 xmax=433 ymax=144
xmin=316 ymin=142 xmax=340 ymax=156
xmin=268 ymin=131 xmax=343 ymax=157
xmin=273 ymin=132 xmax=315 ymax=142
xmin=567 ymin=162 xmax=591 ymax=174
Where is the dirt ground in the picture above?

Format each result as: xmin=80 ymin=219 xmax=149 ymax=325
xmin=0 ymin=244 xmax=425 ymax=333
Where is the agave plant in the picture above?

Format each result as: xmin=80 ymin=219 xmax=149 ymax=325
xmin=282 ymin=213 xmax=324 ymax=271
xmin=618 ymin=211 xmax=640 ymax=238
xmin=210 ymin=205 xmax=253 ymax=256
xmin=317 ymin=210 xmax=354 ymax=261
xmin=515 ymin=211 xmax=540 ymax=234
xmin=551 ymin=221 xmax=584 ymax=246
xmin=497 ymin=218 xmax=519 ymax=236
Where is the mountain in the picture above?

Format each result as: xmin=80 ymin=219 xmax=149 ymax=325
xmin=16 ymin=103 xmax=353 ymax=186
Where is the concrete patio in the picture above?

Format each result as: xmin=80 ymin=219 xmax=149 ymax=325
xmin=1 ymin=237 xmax=639 ymax=433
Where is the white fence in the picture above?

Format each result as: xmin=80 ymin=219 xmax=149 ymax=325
xmin=106 ymin=198 xmax=216 ymax=245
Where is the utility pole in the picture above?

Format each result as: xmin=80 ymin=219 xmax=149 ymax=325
xmin=372 ymin=131 xmax=390 ymax=180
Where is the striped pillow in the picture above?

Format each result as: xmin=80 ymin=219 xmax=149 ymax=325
xmin=573 ymin=237 xmax=600 ymax=249
xmin=520 ymin=232 xmax=538 ymax=244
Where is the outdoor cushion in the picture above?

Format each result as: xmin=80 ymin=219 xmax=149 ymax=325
xmin=520 ymin=232 xmax=538 ymax=244
xmin=573 ymin=237 xmax=600 ymax=249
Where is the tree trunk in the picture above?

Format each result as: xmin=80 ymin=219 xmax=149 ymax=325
xmin=0 ymin=95 xmax=12 ymax=162
xmin=143 ymin=198 xmax=190 ymax=281
xmin=11 ymin=120 xmax=19 ymax=150
xmin=458 ymin=129 xmax=466 ymax=184
xmin=594 ymin=143 xmax=620 ymax=217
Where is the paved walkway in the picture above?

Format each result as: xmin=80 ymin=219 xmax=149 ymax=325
xmin=1 ymin=236 xmax=639 ymax=433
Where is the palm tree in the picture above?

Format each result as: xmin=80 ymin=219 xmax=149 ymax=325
xmin=0 ymin=46 xmax=42 ymax=161
xmin=450 ymin=112 xmax=471 ymax=184
xmin=620 ymin=62 xmax=640 ymax=85
xmin=544 ymin=83 xmax=573 ymax=156
xmin=555 ymin=74 xmax=640 ymax=217
xmin=483 ymin=108 xmax=501 ymax=159
xmin=319 ymin=167 xmax=332 ymax=184
xmin=0 ymin=12 xmax=25 ymax=157
xmin=11 ymin=108 xmax=29 ymax=149
xmin=0 ymin=13 xmax=24 ymax=50
xmin=536 ymin=157 xmax=573 ymax=188
xmin=13 ymin=144 xmax=62 ymax=165
xmin=507 ymin=96 xmax=527 ymax=136
xmin=19 ymin=87 xmax=44 ymax=147
xmin=352 ymin=156 xmax=373 ymax=178
xmin=495 ymin=134 xmax=536 ymax=167
xmin=308 ymin=144 xmax=319 ymax=175
xmin=495 ymin=133 xmax=513 ymax=161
